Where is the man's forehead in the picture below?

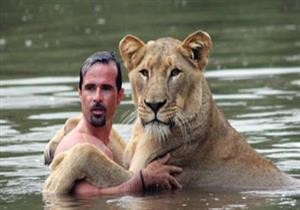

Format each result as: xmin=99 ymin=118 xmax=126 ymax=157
xmin=83 ymin=62 xmax=117 ymax=85
xmin=87 ymin=61 xmax=117 ymax=73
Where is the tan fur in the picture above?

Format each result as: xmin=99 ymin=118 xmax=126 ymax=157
xmin=43 ymin=116 xmax=131 ymax=193
xmin=119 ymin=30 xmax=300 ymax=190
xmin=43 ymin=30 xmax=300 ymax=194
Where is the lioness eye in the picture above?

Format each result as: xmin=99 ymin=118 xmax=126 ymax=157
xmin=139 ymin=69 xmax=149 ymax=77
xmin=170 ymin=68 xmax=181 ymax=77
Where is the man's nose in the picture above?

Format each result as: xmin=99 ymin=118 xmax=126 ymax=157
xmin=93 ymin=88 xmax=103 ymax=102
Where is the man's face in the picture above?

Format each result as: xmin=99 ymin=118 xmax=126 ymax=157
xmin=79 ymin=61 xmax=124 ymax=127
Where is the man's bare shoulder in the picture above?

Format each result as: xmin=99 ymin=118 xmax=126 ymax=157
xmin=54 ymin=128 xmax=113 ymax=159
xmin=54 ymin=129 xmax=85 ymax=156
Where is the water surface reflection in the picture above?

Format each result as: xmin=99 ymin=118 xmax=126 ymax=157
xmin=0 ymin=68 xmax=300 ymax=209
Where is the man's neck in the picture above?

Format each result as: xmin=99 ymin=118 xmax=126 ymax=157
xmin=78 ymin=118 xmax=112 ymax=145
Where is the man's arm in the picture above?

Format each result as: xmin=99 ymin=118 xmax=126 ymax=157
xmin=72 ymin=175 xmax=142 ymax=195
xmin=72 ymin=153 xmax=182 ymax=195
xmin=44 ymin=143 xmax=182 ymax=195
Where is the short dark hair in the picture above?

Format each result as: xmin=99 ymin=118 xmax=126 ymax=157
xmin=79 ymin=51 xmax=122 ymax=92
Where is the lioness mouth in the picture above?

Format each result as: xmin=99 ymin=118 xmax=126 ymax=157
xmin=141 ymin=118 xmax=174 ymax=128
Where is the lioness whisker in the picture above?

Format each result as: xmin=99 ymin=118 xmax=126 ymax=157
xmin=128 ymin=111 xmax=137 ymax=124
xmin=145 ymin=122 xmax=170 ymax=145
xmin=120 ymin=110 xmax=137 ymax=124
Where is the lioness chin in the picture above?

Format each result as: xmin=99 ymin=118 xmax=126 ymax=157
xmin=43 ymin=30 xmax=300 ymax=193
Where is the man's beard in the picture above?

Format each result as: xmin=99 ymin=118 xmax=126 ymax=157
xmin=90 ymin=115 xmax=106 ymax=127
xmin=90 ymin=102 xmax=107 ymax=127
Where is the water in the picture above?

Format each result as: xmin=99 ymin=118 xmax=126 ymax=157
xmin=1 ymin=67 xmax=300 ymax=209
xmin=1 ymin=0 xmax=300 ymax=209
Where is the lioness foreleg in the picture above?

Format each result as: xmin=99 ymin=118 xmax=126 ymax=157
xmin=43 ymin=143 xmax=132 ymax=194
xmin=128 ymin=137 xmax=160 ymax=173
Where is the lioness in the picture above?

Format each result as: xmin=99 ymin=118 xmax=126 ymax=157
xmin=44 ymin=30 xmax=300 ymax=193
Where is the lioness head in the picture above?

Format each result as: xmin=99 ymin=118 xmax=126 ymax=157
xmin=119 ymin=30 xmax=212 ymax=142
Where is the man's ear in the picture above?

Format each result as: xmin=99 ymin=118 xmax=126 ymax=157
xmin=117 ymin=87 xmax=125 ymax=105
xmin=182 ymin=30 xmax=212 ymax=70
xmin=77 ymin=86 xmax=82 ymax=101
xmin=119 ymin=35 xmax=145 ymax=71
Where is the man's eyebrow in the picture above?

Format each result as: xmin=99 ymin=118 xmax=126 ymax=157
xmin=84 ymin=83 xmax=94 ymax=85
xmin=101 ymin=83 xmax=114 ymax=89
xmin=84 ymin=83 xmax=95 ymax=87
xmin=101 ymin=83 xmax=113 ymax=86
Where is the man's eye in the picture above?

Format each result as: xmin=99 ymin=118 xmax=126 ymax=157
xmin=170 ymin=68 xmax=181 ymax=77
xmin=139 ymin=69 xmax=149 ymax=78
xmin=102 ymin=85 xmax=113 ymax=91
xmin=85 ymin=85 xmax=94 ymax=90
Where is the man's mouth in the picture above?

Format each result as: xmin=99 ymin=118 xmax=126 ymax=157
xmin=90 ymin=103 xmax=106 ymax=115
xmin=91 ymin=109 xmax=105 ymax=115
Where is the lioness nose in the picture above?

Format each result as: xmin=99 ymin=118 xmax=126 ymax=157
xmin=144 ymin=99 xmax=167 ymax=113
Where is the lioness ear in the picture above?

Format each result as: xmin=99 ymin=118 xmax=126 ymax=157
xmin=182 ymin=30 xmax=212 ymax=70
xmin=119 ymin=35 xmax=145 ymax=70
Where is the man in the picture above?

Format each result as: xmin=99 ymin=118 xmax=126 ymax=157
xmin=53 ymin=51 xmax=182 ymax=195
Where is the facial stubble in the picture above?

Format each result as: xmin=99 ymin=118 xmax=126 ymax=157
xmin=89 ymin=102 xmax=107 ymax=127
xmin=90 ymin=114 xmax=106 ymax=127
